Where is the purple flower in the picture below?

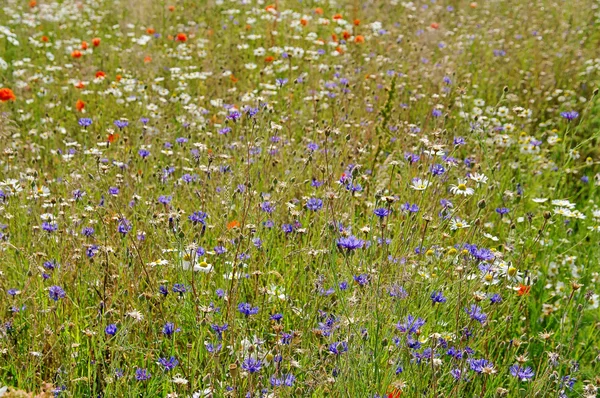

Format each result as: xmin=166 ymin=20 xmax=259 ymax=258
xmin=117 ymin=219 xmax=132 ymax=235
xmin=226 ymin=110 xmax=241 ymax=122
xmin=353 ymin=274 xmax=369 ymax=286
xmin=158 ymin=356 xmax=179 ymax=372
xmin=489 ymin=293 xmax=502 ymax=304
xmin=306 ymin=197 xmax=323 ymax=211
xmin=270 ymin=373 xmax=295 ymax=387
xmin=453 ymin=136 xmax=466 ymax=145
xmin=469 ymin=358 xmax=494 ymax=374
xmin=114 ymin=120 xmax=129 ymax=129
xmin=396 ymin=314 xmax=425 ymax=334
xmin=270 ymin=313 xmax=283 ymax=321
xmin=238 ymin=302 xmax=259 ymax=316
xmin=241 ymin=357 xmax=262 ymax=373
xmin=430 ymin=291 xmax=447 ymax=304
xmin=135 ymin=368 xmax=151 ymax=381
xmin=78 ymin=118 xmax=92 ymax=127
xmin=211 ymin=323 xmax=228 ymax=339
xmin=158 ymin=195 xmax=172 ymax=205
xmin=373 ymin=208 xmax=390 ymax=218
xmin=560 ymin=111 xmax=579 ymax=121
xmin=260 ymin=201 xmax=275 ymax=213
xmin=282 ymin=223 xmax=295 ymax=234
xmin=162 ymin=322 xmax=180 ymax=336
xmin=42 ymin=222 xmax=58 ymax=232
xmin=465 ymin=304 xmax=487 ymax=324
xmin=138 ymin=149 xmax=150 ymax=158
xmin=510 ymin=364 xmax=535 ymax=381
xmin=430 ymin=163 xmax=446 ymax=176
xmin=105 ymin=324 xmax=117 ymax=336
xmin=336 ymin=235 xmax=364 ymax=251
xmin=48 ymin=285 xmax=66 ymax=301
xmin=328 ymin=341 xmax=348 ymax=355
xmin=188 ymin=211 xmax=208 ymax=225
xmin=495 ymin=207 xmax=510 ymax=215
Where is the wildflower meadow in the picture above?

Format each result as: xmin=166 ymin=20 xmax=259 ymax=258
xmin=1 ymin=0 xmax=600 ymax=396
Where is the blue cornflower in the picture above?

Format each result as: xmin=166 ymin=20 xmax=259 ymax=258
xmin=430 ymin=163 xmax=445 ymax=176
xmin=328 ymin=341 xmax=348 ymax=355
xmin=430 ymin=291 xmax=447 ymax=304
xmin=490 ymin=293 xmax=502 ymax=304
xmin=450 ymin=368 xmax=463 ymax=381
xmin=42 ymin=222 xmax=58 ymax=232
xmin=238 ymin=302 xmax=259 ymax=316
xmin=108 ymin=187 xmax=119 ymax=196
xmin=336 ymin=235 xmax=364 ymax=251
xmin=226 ymin=111 xmax=241 ymax=122
xmin=465 ymin=304 xmax=487 ymax=324
xmin=158 ymin=195 xmax=172 ymax=205
xmin=162 ymin=322 xmax=180 ymax=336
xmin=495 ymin=207 xmax=510 ymax=215
xmin=510 ymin=364 xmax=535 ymax=381
xmin=270 ymin=373 xmax=295 ymax=387
xmin=404 ymin=152 xmax=420 ymax=164
xmin=48 ymin=286 xmax=66 ymax=301
xmin=306 ymin=197 xmax=323 ymax=211
xmin=241 ymin=357 xmax=262 ymax=373
xmin=157 ymin=356 xmax=179 ymax=372
xmin=260 ymin=201 xmax=275 ymax=213
xmin=114 ymin=120 xmax=129 ymax=129
xmin=389 ymin=284 xmax=408 ymax=299
xmin=117 ymin=219 xmax=132 ymax=235
xmin=72 ymin=189 xmax=85 ymax=200
xmin=135 ymin=368 xmax=151 ymax=381
xmin=211 ymin=323 xmax=228 ymax=339
xmin=78 ymin=118 xmax=92 ymax=127
xmin=353 ymin=274 xmax=369 ymax=286
xmin=270 ymin=313 xmax=283 ymax=321
xmin=432 ymin=109 xmax=443 ymax=117
xmin=188 ymin=211 xmax=208 ymax=225
xmin=560 ymin=111 xmax=579 ymax=121
xmin=396 ymin=314 xmax=425 ymax=334
xmin=85 ymin=244 xmax=98 ymax=259
xmin=373 ymin=208 xmax=390 ymax=218
xmin=159 ymin=285 xmax=169 ymax=296
xmin=172 ymin=284 xmax=188 ymax=294
xmin=105 ymin=324 xmax=117 ymax=336
xmin=469 ymin=358 xmax=494 ymax=374
xmin=82 ymin=226 xmax=95 ymax=236
xmin=453 ymin=136 xmax=466 ymax=145
xmin=138 ymin=149 xmax=150 ymax=158
xmin=400 ymin=202 xmax=419 ymax=213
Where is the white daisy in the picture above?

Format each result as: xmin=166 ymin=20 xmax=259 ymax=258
xmin=449 ymin=179 xmax=474 ymax=196
xmin=410 ymin=178 xmax=431 ymax=191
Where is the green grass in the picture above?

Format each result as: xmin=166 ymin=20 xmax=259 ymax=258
xmin=0 ymin=0 xmax=600 ymax=397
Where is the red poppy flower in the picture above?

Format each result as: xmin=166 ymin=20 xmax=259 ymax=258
xmin=0 ymin=88 xmax=16 ymax=102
